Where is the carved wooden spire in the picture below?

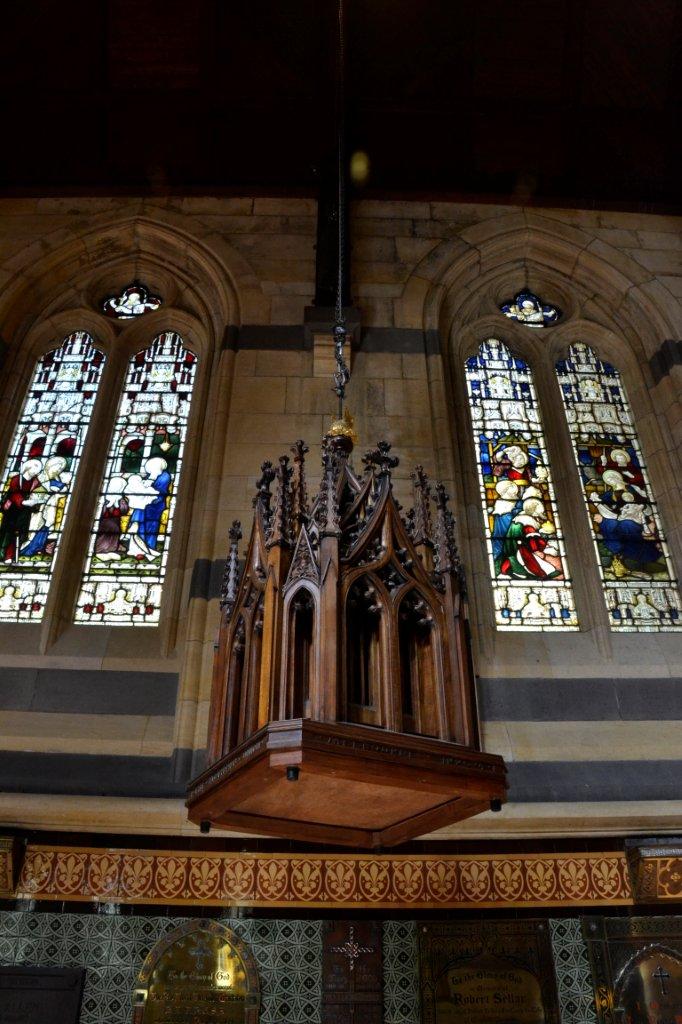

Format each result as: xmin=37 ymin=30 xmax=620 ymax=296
xmin=410 ymin=465 xmax=433 ymax=548
xmin=318 ymin=446 xmax=341 ymax=536
xmin=290 ymin=439 xmax=310 ymax=531
xmin=253 ymin=459 xmax=277 ymax=531
xmin=433 ymin=482 xmax=463 ymax=584
xmin=219 ymin=520 xmax=242 ymax=620
xmin=362 ymin=440 xmax=399 ymax=478
xmin=267 ymin=455 xmax=293 ymax=548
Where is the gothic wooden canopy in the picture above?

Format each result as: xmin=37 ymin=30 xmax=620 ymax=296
xmin=187 ymin=429 xmax=506 ymax=847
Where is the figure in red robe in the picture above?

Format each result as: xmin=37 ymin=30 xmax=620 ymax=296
xmin=0 ymin=460 xmax=43 ymax=562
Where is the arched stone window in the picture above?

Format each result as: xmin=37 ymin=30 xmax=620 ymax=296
xmin=555 ymin=342 xmax=681 ymax=630
xmin=74 ymin=331 xmax=198 ymax=626
xmin=0 ymin=332 xmax=105 ymax=622
xmin=464 ymin=338 xmax=577 ymax=630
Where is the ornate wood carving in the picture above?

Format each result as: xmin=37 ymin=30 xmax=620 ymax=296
xmin=188 ymin=429 xmax=506 ymax=846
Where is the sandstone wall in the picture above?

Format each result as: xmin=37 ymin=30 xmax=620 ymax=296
xmin=0 ymin=196 xmax=679 ymax=841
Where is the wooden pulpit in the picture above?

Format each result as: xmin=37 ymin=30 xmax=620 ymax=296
xmin=187 ymin=425 xmax=506 ymax=847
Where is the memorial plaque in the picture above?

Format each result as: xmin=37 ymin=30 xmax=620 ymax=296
xmin=322 ymin=920 xmax=383 ymax=1024
xmin=0 ymin=966 xmax=85 ymax=1024
xmin=133 ymin=919 xmax=260 ymax=1024
xmin=583 ymin=916 xmax=682 ymax=1024
xmin=420 ymin=921 xmax=560 ymax=1024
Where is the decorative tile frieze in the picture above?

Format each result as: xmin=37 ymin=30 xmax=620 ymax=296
xmin=16 ymin=845 xmax=633 ymax=909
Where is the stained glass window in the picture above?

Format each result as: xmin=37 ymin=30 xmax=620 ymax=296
xmin=75 ymin=332 xmax=197 ymax=626
xmin=0 ymin=332 xmax=105 ymax=621
xmin=556 ymin=343 xmax=681 ymax=630
xmin=500 ymin=290 xmax=560 ymax=327
xmin=102 ymin=282 xmax=162 ymax=319
xmin=464 ymin=339 xmax=578 ymax=629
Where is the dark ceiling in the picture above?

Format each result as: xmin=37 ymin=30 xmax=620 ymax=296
xmin=1 ymin=0 xmax=680 ymax=210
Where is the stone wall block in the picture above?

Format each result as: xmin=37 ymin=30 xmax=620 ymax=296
xmin=253 ymin=197 xmax=317 ymax=216
xmin=393 ymin=276 xmax=431 ymax=328
xmin=401 ymin=353 xmax=428 ymax=380
xmin=352 ymin=350 xmax=403 ymax=379
xmin=353 ymin=215 xmax=415 ymax=238
xmin=459 ymin=212 xmax=529 ymax=249
xmin=384 ymin=378 xmax=431 ymax=416
xmin=270 ymin=294 xmax=312 ymax=323
xmin=352 ymin=236 xmax=397 ymax=262
xmin=231 ymin=377 xmax=287 ymax=414
xmin=352 ymin=261 xmax=410 ymax=285
xmin=359 ymin=297 xmax=395 ymax=326
xmin=630 ymin=249 xmax=682 ymax=275
xmin=358 ymin=199 xmax=431 ymax=219
xmin=637 ymin=230 xmax=682 ymax=250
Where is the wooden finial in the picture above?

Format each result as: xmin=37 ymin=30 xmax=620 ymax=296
xmin=290 ymin=439 xmax=310 ymax=533
xmin=318 ymin=447 xmax=341 ymax=536
xmin=362 ymin=440 xmax=399 ymax=477
xmin=267 ymin=455 xmax=293 ymax=548
xmin=254 ymin=460 xmax=277 ymax=515
xmin=433 ymin=483 xmax=463 ymax=584
xmin=410 ymin=465 xmax=434 ymax=548
xmin=220 ymin=520 xmax=242 ymax=619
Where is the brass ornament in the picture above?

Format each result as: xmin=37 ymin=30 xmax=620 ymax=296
xmin=133 ymin=919 xmax=260 ymax=1024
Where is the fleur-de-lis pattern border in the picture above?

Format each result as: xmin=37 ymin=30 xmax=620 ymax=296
xmin=16 ymin=847 xmax=632 ymax=908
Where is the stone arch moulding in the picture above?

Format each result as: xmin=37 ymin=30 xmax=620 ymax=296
xmin=412 ymin=218 xmax=682 ymax=647
xmin=400 ymin=213 xmax=682 ymax=361
xmin=0 ymin=209 xmax=273 ymax=354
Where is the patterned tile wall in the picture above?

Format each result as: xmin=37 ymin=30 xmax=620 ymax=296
xmin=550 ymin=918 xmax=598 ymax=1024
xmin=0 ymin=911 xmax=322 ymax=1024
xmin=383 ymin=922 xmax=420 ymax=1024
xmin=0 ymin=911 xmax=596 ymax=1024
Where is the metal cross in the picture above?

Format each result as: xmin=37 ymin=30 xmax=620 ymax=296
xmin=652 ymin=965 xmax=670 ymax=996
xmin=331 ymin=925 xmax=375 ymax=972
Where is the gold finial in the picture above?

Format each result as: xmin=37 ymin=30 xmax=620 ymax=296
xmin=327 ymin=408 xmax=358 ymax=446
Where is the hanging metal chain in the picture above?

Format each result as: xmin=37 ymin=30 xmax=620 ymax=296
xmin=332 ymin=0 xmax=350 ymax=413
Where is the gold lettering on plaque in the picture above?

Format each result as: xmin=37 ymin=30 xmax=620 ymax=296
xmin=132 ymin=920 xmax=260 ymax=1024
xmin=436 ymin=953 xmax=545 ymax=1024
xmin=420 ymin=921 xmax=559 ymax=1024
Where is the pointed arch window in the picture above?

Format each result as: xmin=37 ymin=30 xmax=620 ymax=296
xmin=0 ymin=332 xmax=106 ymax=621
xmin=74 ymin=331 xmax=198 ymax=626
xmin=556 ymin=342 xmax=681 ymax=630
xmin=464 ymin=338 xmax=577 ymax=629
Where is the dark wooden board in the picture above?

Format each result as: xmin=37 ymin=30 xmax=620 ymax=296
xmin=322 ymin=920 xmax=383 ymax=1024
xmin=419 ymin=920 xmax=560 ymax=1024
xmin=0 ymin=967 xmax=85 ymax=1024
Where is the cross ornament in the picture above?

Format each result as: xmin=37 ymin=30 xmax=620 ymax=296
xmin=652 ymin=965 xmax=670 ymax=996
xmin=330 ymin=925 xmax=375 ymax=972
